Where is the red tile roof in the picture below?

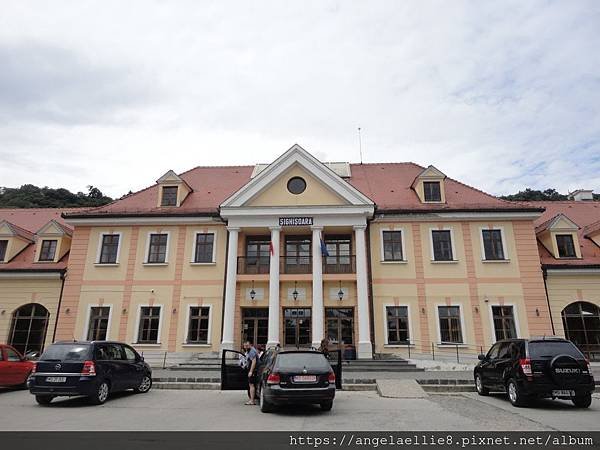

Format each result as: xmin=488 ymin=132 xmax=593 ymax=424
xmin=65 ymin=163 xmax=539 ymax=218
xmin=527 ymin=201 xmax=600 ymax=268
xmin=0 ymin=208 xmax=83 ymax=271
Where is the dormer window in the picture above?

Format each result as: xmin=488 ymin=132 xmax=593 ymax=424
xmin=0 ymin=240 xmax=7 ymax=262
xmin=556 ymin=234 xmax=576 ymax=258
xmin=423 ymin=181 xmax=442 ymax=202
xmin=161 ymin=186 xmax=178 ymax=206
xmin=39 ymin=239 xmax=57 ymax=262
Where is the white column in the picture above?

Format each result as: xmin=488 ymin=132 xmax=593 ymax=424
xmin=221 ymin=227 xmax=239 ymax=351
xmin=311 ymin=226 xmax=324 ymax=348
xmin=267 ymin=226 xmax=281 ymax=347
xmin=354 ymin=225 xmax=372 ymax=359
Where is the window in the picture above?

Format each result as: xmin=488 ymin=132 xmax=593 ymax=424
xmin=482 ymin=229 xmax=505 ymax=260
xmin=137 ymin=306 xmax=161 ymax=344
xmin=492 ymin=306 xmax=516 ymax=341
xmin=187 ymin=306 xmax=210 ymax=344
xmin=194 ymin=233 xmax=214 ymax=263
xmin=99 ymin=234 xmax=120 ymax=264
xmin=244 ymin=236 xmax=271 ymax=274
xmin=6 ymin=347 xmax=21 ymax=362
xmin=285 ymin=236 xmax=311 ymax=273
xmin=96 ymin=343 xmax=124 ymax=360
xmin=423 ymin=181 xmax=441 ymax=202
xmin=147 ymin=233 xmax=168 ymax=263
xmin=324 ymin=235 xmax=352 ymax=272
xmin=0 ymin=239 xmax=7 ymax=262
xmin=287 ymin=177 xmax=307 ymax=195
xmin=123 ymin=346 xmax=137 ymax=361
xmin=86 ymin=306 xmax=110 ymax=341
xmin=161 ymin=186 xmax=178 ymax=206
xmin=382 ymin=231 xmax=404 ymax=261
xmin=431 ymin=230 xmax=453 ymax=261
xmin=386 ymin=306 xmax=410 ymax=344
xmin=556 ymin=234 xmax=576 ymax=258
xmin=39 ymin=239 xmax=57 ymax=261
xmin=438 ymin=306 xmax=463 ymax=343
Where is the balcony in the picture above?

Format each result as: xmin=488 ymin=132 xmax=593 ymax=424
xmin=323 ymin=255 xmax=356 ymax=274
xmin=237 ymin=256 xmax=270 ymax=275
xmin=280 ymin=256 xmax=312 ymax=274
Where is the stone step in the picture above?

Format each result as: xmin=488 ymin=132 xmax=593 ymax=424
xmin=153 ymin=382 xmax=376 ymax=391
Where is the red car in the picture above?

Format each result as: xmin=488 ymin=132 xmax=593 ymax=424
xmin=0 ymin=344 xmax=35 ymax=388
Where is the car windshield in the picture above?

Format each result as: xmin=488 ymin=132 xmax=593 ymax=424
xmin=276 ymin=353 xmax=330 ymax=371
xmin=528 ymin=341 xmax=583 ymax=359
xmin=40 ymin=344 xmax=91 ymax=361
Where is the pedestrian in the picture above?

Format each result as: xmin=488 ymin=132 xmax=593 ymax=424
xmin=242 ymin=340 xmax=258 ymax=405
xmin=318 ymin=338 xmax=330 ymax=359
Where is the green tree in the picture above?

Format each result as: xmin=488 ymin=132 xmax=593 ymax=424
xmin=0 ymin=184 xmax=114 ymax=208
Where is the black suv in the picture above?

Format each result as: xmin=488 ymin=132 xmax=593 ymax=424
xmin=28 ymin=341 xmax=152 ymax=405
xmin=474 ymin=338 xmax=595 ymax=408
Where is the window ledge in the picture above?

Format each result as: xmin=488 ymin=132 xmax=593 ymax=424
xmin=481 ymin=259 xmax=510 ymax=264
xmin=189 ymin=262 xmax=216 ymax=266
xmin=182 ymin=343 xmax=212 ymax=347
xmin=94 ymin=263 xmax=120 ymax=267
xmin=384 ymin=344 xmax=415 ymax=348
xmin=133 ymin=343 xmax=162 ymax=347
xmin=380 ymin=260 xmax=408 ymax=264
xmin=437 ymin=343 xmax=468 ymax=348
xmin=143 ymin=262 xmax=169 ymax=266
xmin=430 ymin=260 xmax=459 ymax=264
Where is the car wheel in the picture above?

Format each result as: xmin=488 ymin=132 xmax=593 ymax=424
xmin=320 ymin=401 xmax=333 ymax=411
xmin=572 ymin=393 xmax=592 ymax=408
xmin=35 ymin=395 xmax=54 ymax=406
xmin=259 ymin=386 xmax=273 ymax=413
xmin=89 ymin=380 xmax=110 ymax=405
xmin=134 ymin=375 xmax=152 ymax=394
xmin=507 ymin=379 xmax=528 ymax=407
xmin=475 ymin=374 xmax=489 ymax=396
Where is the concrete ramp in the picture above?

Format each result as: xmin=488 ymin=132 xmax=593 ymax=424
xmin=376 ymin=379 xmax=428 ymax=398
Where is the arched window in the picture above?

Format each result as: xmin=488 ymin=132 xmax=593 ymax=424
xmin=561 ymin=301 xmax=600 ymax=359
xmin=9 ymin=303 xmax=50 ymax=354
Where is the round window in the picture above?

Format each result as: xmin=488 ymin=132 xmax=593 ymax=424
xmin=287 ymin=177 xmax=307 ymax=195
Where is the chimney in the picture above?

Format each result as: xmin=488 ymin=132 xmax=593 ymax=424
xmin=568 ymin=189 xmax=594 ymax=201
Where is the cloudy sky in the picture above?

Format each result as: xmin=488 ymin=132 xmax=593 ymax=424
xmin=1 ymin=1 xmax=599 ymax=198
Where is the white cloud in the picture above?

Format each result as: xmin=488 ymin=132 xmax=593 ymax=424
xmin=0 ymin=0 xmax=598 ymax=197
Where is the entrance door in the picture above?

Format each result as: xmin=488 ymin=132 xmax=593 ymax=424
xmin=242 ymin=308 xmax=268 ymax=346
xmin=326 ymin=308 xmax=354 ymax=349
xmin=284 ymin=308 xmax=312 ymax=348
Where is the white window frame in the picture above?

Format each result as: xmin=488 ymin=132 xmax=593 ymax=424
xmin=422 ymin=180 xmax=443 ymax=203
xmin=38 ymin=238 xmax=58 ymax=262
xmin=144 ymin=231 xmax=171 ymax=264
xmin=190 ymin=230 xmax=217 ymax=264
xmin=382 ymin=303 xmax=413 ymax=346
xmin=134 ymin=304 xmax=164 ymax=345
xmin=429 ymin=227 xmax=457 ymax=262
xmin=95 ymin=232 xmax=123 ymax=265
xmin=488 ymin=303 xmax=520 ymax=344
xmin=379 ymin=228 xmax=407 ymax=263
xmin=82 ymin=304 xmax=113 ymax=341
xmin=182 ymin=304 xmax=213 ymax=346
xmin=434 ymin=303 xmax=466 ymax=346
xmin=479 ymin=227 xmax=509 ymax=262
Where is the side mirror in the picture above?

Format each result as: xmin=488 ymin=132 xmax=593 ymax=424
xmin=478 ymin=354 xmax=486 ymax=361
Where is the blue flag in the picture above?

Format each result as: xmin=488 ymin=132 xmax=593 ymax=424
xmin=320 ymin=238 xmax=330 ymax=257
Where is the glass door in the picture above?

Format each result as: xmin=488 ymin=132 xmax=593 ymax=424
xmin=326 ymin=308 xmax=354 ymax=349
xmin=245 ymin=237 xmax=270 ymax=274
xmin=284 ymin=236 xmax=311 ymax=273
xmin=284 ymin=308 xmax=312 ymax=348
xmin=241 ymin=308 xmax=269 ymax=346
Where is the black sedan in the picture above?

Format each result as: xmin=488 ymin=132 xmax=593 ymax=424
xmin=28 ymin=341 xmax=152 ymax=405
xmin=221 ymin=348 xmax=342 ymax=412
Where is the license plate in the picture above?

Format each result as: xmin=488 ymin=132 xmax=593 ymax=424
xmin=45 ymin=377 xmax=66 ymax=383
xmin=293 ymin=375 xmax=317 ymax=383
xmin=552 ymin=389 xmax=575 ymax=397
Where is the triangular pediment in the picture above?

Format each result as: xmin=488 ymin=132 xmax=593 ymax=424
xmin=36 ymin=220 xmax=72 ymax=237
xmin=0 ymin=220 xmax=34 ymax=242
xmin=411 ymin=165 xmax=446 ymax=187
xmin=157 ymin=170 xmax=184 ymax=184
xmin=546 ymin=214 xmax=579 ymax=232
xmin=220 ymin=144 xmax=374 ymax=208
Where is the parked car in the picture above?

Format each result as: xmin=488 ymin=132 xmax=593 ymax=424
xmin=221 ymin=348 xmax=342 ymax=413
xmin=474 ymin=337 xmax=595 ymax=408
xmin=0 ymin=344 xmax=35 ymax=388
xmin=28 ymin=341 xmax=152 ymax=406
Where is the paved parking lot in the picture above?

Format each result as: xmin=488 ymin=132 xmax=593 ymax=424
xmin=0 ymin=388 xmax=598 ymax=431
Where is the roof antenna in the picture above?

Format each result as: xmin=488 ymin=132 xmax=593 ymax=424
xmin=358 ymin=127 xmax=364 ymax=164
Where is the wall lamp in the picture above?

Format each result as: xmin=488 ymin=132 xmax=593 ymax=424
xmin=337 ymin=281 xmax=344 ymax=301
xmin=250 ymin=280 xmax=256 ymax=301
xmin=292 ymin=281 xmax=299 ymax=301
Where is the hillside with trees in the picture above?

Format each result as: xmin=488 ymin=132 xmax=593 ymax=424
xmin=500 ymin=188 xmax=599 ymax=201
xmin=0 ymin=185 xmax=113 ymax=208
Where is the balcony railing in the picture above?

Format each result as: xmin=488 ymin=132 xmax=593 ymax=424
xmin=280 ymin=256 xmax=312 ymax=274
xmin=323 ymin=255 xmax=356 ymax=274
xmin=237 ymin=256 xmax=270 ymax=275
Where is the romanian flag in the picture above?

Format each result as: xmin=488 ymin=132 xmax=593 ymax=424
xmin=269 ymin=241 xmax=274 ymax=256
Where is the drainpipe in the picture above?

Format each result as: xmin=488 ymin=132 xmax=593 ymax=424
xmin=365 ymin=221 xmax=376 ymax=357
xmin=52 ymin=270 xmax=66 ymax=343
xmin=220 ymin=228 xmax=230 ymax=346
xmin=542 ymin=268 xmax=556 ymax=335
